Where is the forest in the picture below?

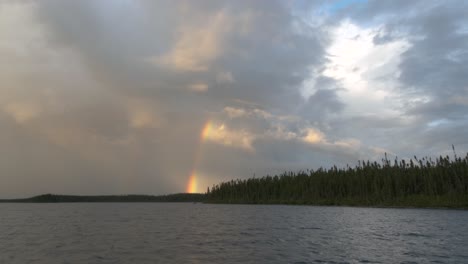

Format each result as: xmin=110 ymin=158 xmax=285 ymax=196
xmin=206 ymin=149 xmax=468 ymax=208
xmin=3 ymin=150 xmax=468 ymax=208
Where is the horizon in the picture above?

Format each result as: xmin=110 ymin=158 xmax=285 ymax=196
xmin=1 ymin=0 xmax=468 ymax=198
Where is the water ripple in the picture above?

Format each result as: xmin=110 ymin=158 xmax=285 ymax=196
xmin=0 ymin=203 xmax=468 ymax=263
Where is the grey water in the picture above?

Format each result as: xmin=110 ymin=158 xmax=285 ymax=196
xmin=1 ymin=204 xmax=468 ymax=264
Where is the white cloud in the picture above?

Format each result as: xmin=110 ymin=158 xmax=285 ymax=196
xmin=309 ymin=20 xmax=411 ymax=116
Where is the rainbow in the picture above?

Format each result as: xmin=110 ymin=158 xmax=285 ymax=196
xmin=186 ymin=173 xmax=197 ymax=193
xmin=185 ymin=121 xmax=214 ymax=193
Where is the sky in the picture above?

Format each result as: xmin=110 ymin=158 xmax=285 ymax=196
xmin=1 ymin=0 xmax=468 ymax=197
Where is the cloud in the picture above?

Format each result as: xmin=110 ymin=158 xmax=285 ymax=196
xmin=216 ymin=71 xmax=234 ymax=84
xmin=303 ymin=128 xmax=325 ymax=144
xmin=188 ymin=83 xmax=209 ymax=93
xmin=3 ymin=102 xmax=41 ymax=124
xmin=321 ymin=20 xmax=410 ymax=116
xmin=348 ymin=1 xmax=468 ymax=156
xmin=154 ymin=10 xmax=230 ymax=72
xmin=1 ymin=0 xmax=468 ymax=197
xmin=212 ymin=106 xmax=367 ymax=160
xmin=202 ymin=122 xmax=255 ymax=151
xmin=4 ymin=0 xmax=333 ymax=196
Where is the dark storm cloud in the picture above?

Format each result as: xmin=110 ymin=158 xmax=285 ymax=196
xmin=392 ymin=3 xmax=468 ymax=153
xmin=406 ymin=100 xmax=468 ymax=121
xmin=36 ymin=0 xmax=328 ymax=110
xmin=35 ymin=0 xmax=176 ymax=97
xmin=394 ymin=4 xmax=468 ymax=95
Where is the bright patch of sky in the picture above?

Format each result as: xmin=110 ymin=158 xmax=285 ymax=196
xmin=324 ymin=0 xmax=368 ymax=14
xmin=427 ymin=118 xmax=450 ymax=128
xmin=301 ymin=20 xmax=411 ymax=118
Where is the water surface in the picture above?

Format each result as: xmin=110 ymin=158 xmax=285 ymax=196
xmin=1 ymin=203 xmax=467 ymax=263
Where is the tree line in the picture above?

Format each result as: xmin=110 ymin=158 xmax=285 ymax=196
xmin=0 ymin=193 xmax=205 ymax=203
xmin=206 ymin=150 xmax=468 ymax=208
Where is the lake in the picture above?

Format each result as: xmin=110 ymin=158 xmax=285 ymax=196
xmin=1 ymin=203 xmax=467 ymax=263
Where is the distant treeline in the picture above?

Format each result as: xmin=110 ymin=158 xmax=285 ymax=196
xmin=206 ymin=150 xmax=468 ymax=208
xmin=4 ymin=150 xmax=468 ymax=208
xmin=0 ymin=193 xmax=205 ymax=203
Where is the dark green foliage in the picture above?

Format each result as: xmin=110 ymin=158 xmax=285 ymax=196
xmin=0 ymin=193 xmax=205 ymax=203
xmin=206 ymin=152 xmax=468 ymax=208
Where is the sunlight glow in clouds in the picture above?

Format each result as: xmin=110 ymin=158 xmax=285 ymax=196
xmin=188 ymin=83 xmax=209 ymax=93
xmin=156 ymin=11 xmax=229 ymax=72
xmin=201 ymin=121 xmax=255 ymax=151
xmin=303 ymin=128 xmax=324 ymax=144
xmin=4 ymin=102 xmax=41 ymax=124
xmin=322 ymin=21 xmax=411 ymax=116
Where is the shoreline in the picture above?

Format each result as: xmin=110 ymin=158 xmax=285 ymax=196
xmin=204 ymin=201 xmax=468 ymax=210
xmin=1 ymin=198 xmax=467 ymax=211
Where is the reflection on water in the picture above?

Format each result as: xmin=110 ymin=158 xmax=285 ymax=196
xmin=1 ymin=203 xmax=468 ymax=263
